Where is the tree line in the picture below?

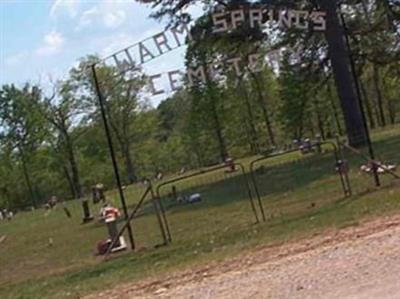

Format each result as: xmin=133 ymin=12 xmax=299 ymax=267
xmin=0 ymin=0 xmax=399 ymax=209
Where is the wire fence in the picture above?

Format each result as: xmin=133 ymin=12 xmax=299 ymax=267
xmin=153 ymin=163 xmax=258 ymax=245
xmin=337 ymin=131 xmax=400 ymax=196
xmin=249 ymin=142 xmax=346 ymax=223
xmin=63 ymin=131 xmax=400 ymax=255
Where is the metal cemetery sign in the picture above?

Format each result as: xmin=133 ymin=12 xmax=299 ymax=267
xmin=212 ymin=6 xmax=326 ymax=33
xmin=100 ymin=23 xmax=191 ymax=74
xmin=91 ymin=5 xmax=327 ymax=250
xmin=96 ymin=6 xmax=327 ymax=96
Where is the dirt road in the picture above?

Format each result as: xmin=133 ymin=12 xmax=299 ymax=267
xmin=87 ymin=215 xmax=400 ymax=299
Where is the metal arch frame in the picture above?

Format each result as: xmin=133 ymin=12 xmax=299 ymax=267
xmin=248 ymin=141 xmax=350 ymax=222
xmin=154 ymin=162 xmax=261 ymax=243
xmin=88 ymin=1 xmax=379 ymax=253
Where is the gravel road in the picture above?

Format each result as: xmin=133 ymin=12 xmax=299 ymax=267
xmin=87 ymin=215 xmax=400 ymax=299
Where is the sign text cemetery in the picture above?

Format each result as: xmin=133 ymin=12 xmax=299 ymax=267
xmin=99 ymin=6 xmax=327 ymax=95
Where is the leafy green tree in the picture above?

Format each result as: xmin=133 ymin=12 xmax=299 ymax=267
xmin=38 ymin=80 xmax=87 ymax=198
xmin=278 ymin=54 xmax=310 ymax=140
xmin=148 ymin=0 xmax=376 ymax=146
xmin=0 ymin=84 xmax=48 ymax=207
xmin=69 ymin=56 xmax=151 ymax=184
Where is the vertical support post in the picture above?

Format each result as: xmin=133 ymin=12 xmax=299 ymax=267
xmin=150 ymin=183 xmax=170 ymax=244
xmin=335 ymin=137 xmax=352 ymax=196
xmin=82 ymin=198 xmax=94 ymax=223
xmin=338 ymin=7 xmax=380 ymax=187
xmin=91 ymin=65 xmax=135 ymax=250
xmin=238 ymin=164 xmax=259 ymax=224
xmin=249 ymin=163 xmax=266 ymax=222
xmin=157 ymin=196 xmax=172 ymax=242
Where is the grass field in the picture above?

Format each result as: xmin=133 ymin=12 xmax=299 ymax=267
xmin=0 ymin=127 xmax=399 ymax=299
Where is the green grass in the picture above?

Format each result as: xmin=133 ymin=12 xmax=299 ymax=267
xmin=0 ymin=127 xmax=400 ymax=299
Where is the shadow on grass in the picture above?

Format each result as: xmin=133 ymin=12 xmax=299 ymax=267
xmin=126 ymin=153 xmax=339 ymax=231
xmin=129 ymin=134 xmax=400 ymax=223
xmin=3 ymin=178 xmax=400 ymax=299
xmin=119 ymin=134 xmax=400 ymax=255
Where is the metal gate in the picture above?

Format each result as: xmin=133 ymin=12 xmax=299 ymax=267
xmin=154 ymin=162 xmax=260 ymax=244
xmin=249 ymin=141 xmax=348 ymax=222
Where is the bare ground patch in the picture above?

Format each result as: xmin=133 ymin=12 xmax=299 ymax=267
xmin=85 ymin=214 xmax=400 ymax=299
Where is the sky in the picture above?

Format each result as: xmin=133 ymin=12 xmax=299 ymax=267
xmin=0 ymin=0 xmax=194 ymax=105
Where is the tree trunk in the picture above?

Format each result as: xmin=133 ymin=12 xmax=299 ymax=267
xmin=360 ymin=0 xmax=386 ymax=127
xmin=112 ymin=130 xmax=137 ymax=185
xmin=19 ymin=147 xmax=35 ymax=208
xmin=1 ymin=187 xmax=11 ymax=209
xmin=380 ymin=0 xmax=397 ymax=33
xmin=106 ymin=102 xmax=139 ymax=186
xmin=122 ymin=143 xmax=137 ymax=184
xmin=212 ymin=106 xmax=228 ymax=161
xmin=63 ymin=165 xmax=76 ymax=199
xmin=205 ymin=74 xmax=228 ymax=161
xmin=360 ymin=79 xmax=376 ymax=129
xmin=327 ymin=84 xmax=343 ymax=135
xmin=387 ymin=99 xmax=396 ymax=124
xmin=250 ymin=72 xmax=276 ymax=147
xmin=192 ymin=141 xmax=204 ymax=168
xmin=372 ymin=64 xmax=386 ymax=127
xmin=238 ymin=78 xmax=259 ymax=154
xmin=318 ymin=0 xmax=368 ymax=147
xmin=314 ymin=101 xmax=326 ymax=139
xmin=64 ymin=130 xmax=82 ymax=198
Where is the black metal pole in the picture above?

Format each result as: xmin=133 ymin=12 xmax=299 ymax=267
xmin=91 ymin=65 xmax=135 ymax=250
xmin=338 ymin=6 xmax=380 ymax=187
